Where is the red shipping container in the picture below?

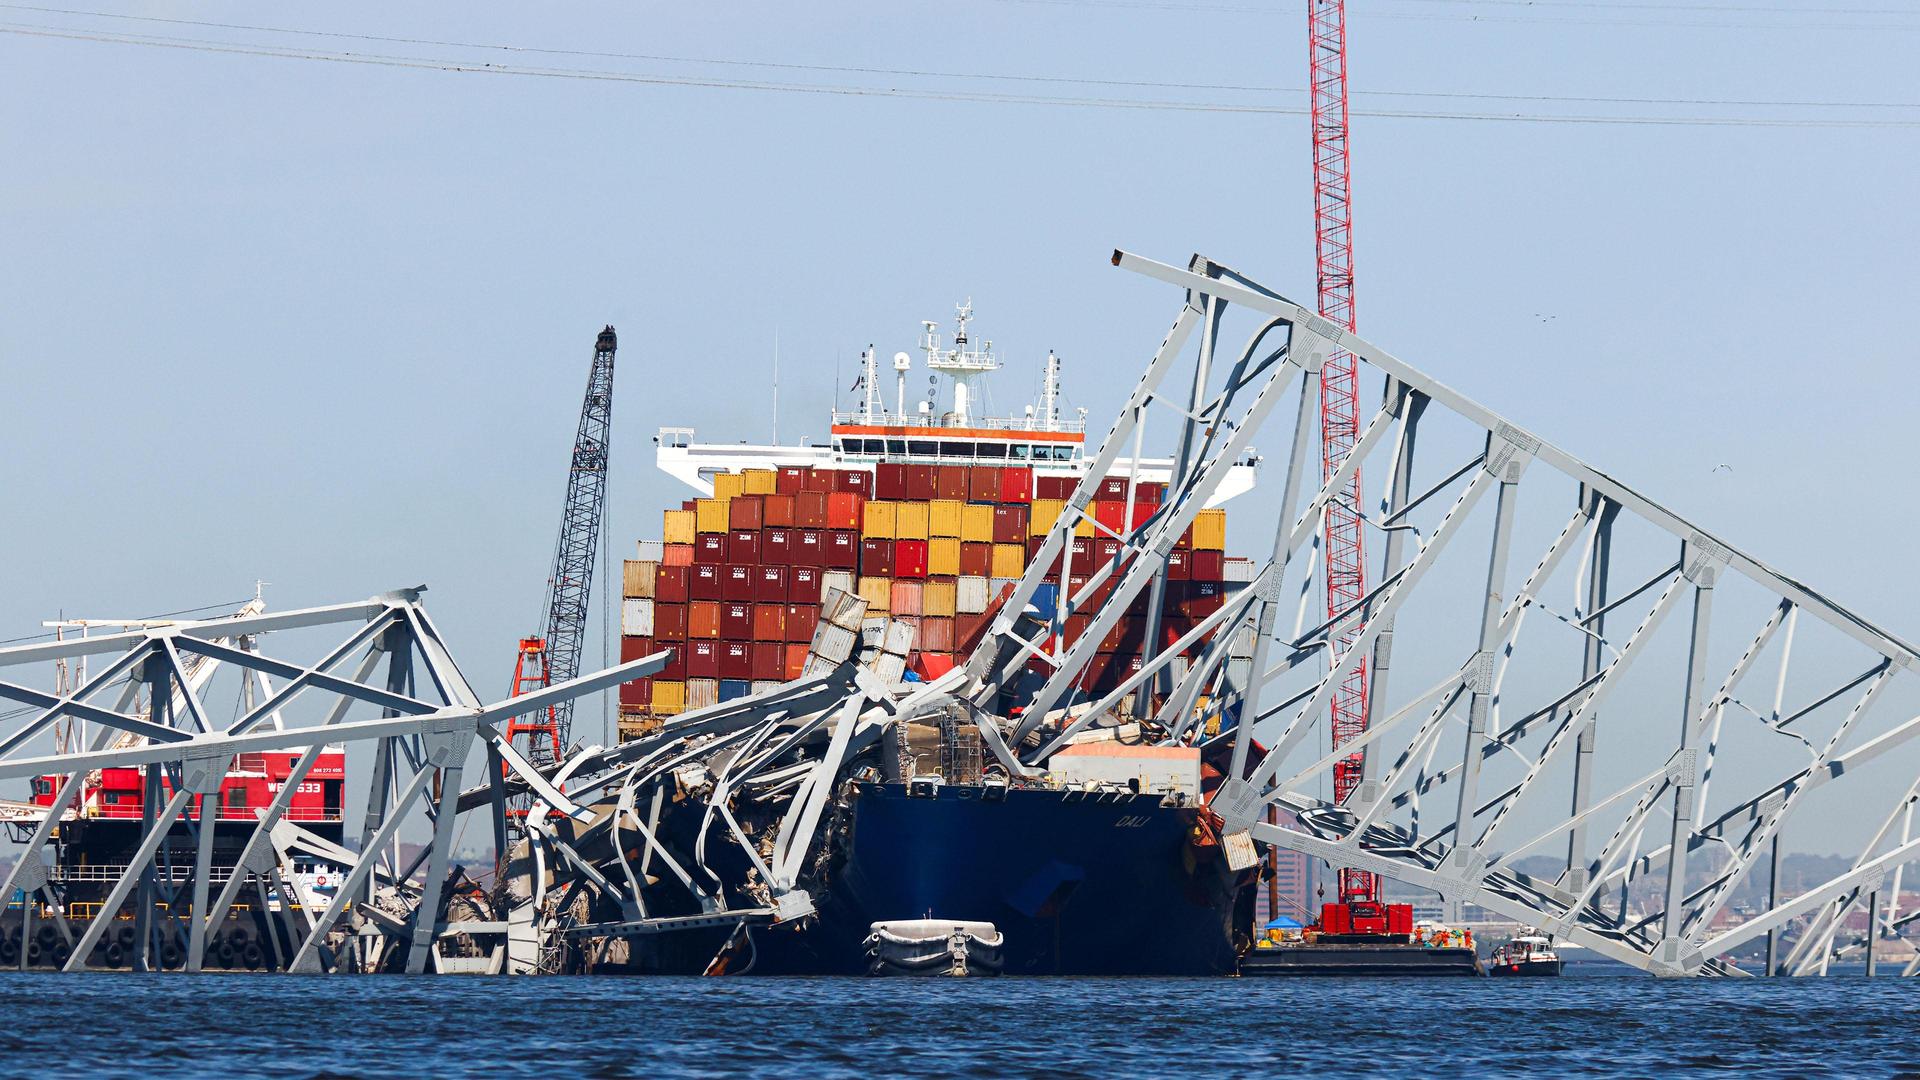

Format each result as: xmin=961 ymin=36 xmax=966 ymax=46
xmin=683 ymin=499 xmax=697 ymax=512
xmin=618 ymin=636 xmax=653 ymax=707
xmin=919 ymin=617 xmax=955 ymax=653
xmin=756 ymin=564 xmax=789 ymax=603
xmin=1036 ymin=474 xmax=1075 ymax=500
xmin=696 ymin=533 xmax=727 ymax=560
xmin=1095 ymin=538 xmax=1124 ymax=564
xmin=784 ymin=643 xmax=810 ymax=679
xmin=657 ymin=640 xmax=687 ymax=679
xmin=656 ymin=565 xmax=690 ymax=604
xmin=761 ymin=527 xmax=794 ymax=566
xmin=993 ymin=504 xmax=1029 ymax=544
xmin=1093 ymin=500 xmax=1131 ymax=535
xmin=1026 ymin=535 xmax=1055 ymax=575
xmin=794 ymin=529 xmax=827 ymax=567
xmin=786 ymin=604 xmax=819 ymax=643
xmin=763 ymin=494 xmax=796 ymax=528
xmin=720 ymin=640 xmax=753 ymax=680
xmin=860 ymin=537 xmax=894 ymax=577
xmin=663 ymin=543 xmax=694 ymax=568
xmin=968 ymin=466 xmax=1001 ymax=504
xmin=826 ymin=530 xmax=859 ymax=569
xmin=752 ymin=640 xmax=786 ymax=681
xmin=1189 ymin=550 xmax=1225 ymax=581
xmin=876 ymin=462 xmax=910 ymax=500
xmin=936 ymin=465 xmax=968 ymax=501
xmin=959 ymin=542 xmax=992 ymax=577
xmin=777 ymin=466 xmax=808 ymax=495
xmin=894 ymin=539 xmax=929 ymax=579
xmin=1181 ymin=579 xmax=1225 ymax=619
xmin=729 ymin=495 xmax=764 ymax=530
xmin=654 ymin=603 xmax=689 ymax=641
xmin=691 ymin=562 xmax=724 ymax=602
xmin=752 ymin=602 xmax=786 ymax=641
xmin=1069 ymin=537 xmax=1093 ymax=563
xmin=834 ymin=470 xmax=871 ymax=496
xmin=904 ymin=464 xmax=936 ymax=500
xmin=687 ymin=639 xmax=721 ymax=678
xmin=1176 ymin=523 xmax=1194 ymax=551
xmin=719 ymin=601 xmax=753 ymax=640
xmin=1065 ymin=612 xmax=1093 ymax=648
xmin=1166 ymin=549 xmax=1192 ymax=580
xmin=797 ymin=468 xmax=829 ymax=493
xmin=722 ymin=564 xmax=757 ymax=602
xmin=795 ymin=491 xmax=829 ymax=529
xmin=826 ymin=491 xmax=865 ymax=530
xmin=998 ymin=466 xmax=1033 ymax=504
xmin=789 ymin=566 xmax=822 ymax=603
xmin=727 ymin=529 xmax=761 ymax=564
xmin=1098 ymin=476 xmax=1131 ymax=500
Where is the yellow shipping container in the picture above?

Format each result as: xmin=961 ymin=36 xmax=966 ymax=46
xmin=1075 ymin=508 xmax=1095 ymax=538
xmin=858 ymin=576 xmax=892 ymax=613
xmin=623 ymin=559 xmax=658 ymax=599
xmin=695 ymin=498 xmax=731 ymax=535
xmin=896 ymin=501 xmax=931 ymax=540
xmin=1193 ymin=508 xmax=1228 ymax=550
xmin=961 ymin=503 xmax=995 ymax=543
xmin=864 ymin=500 xmax=897 ymax=539
xmin=929 ymin=500 xmax=965 ymax=538
xmin=991 ymin=543 xmax=1025 ymax=578
xmin=663 ymin=509 xmax=697 ymax=545
xmin=1030 ymin=499 xmax=1065 ymax=537
xmin=928 ymin=537 xmax=961 ymax=577
xmin=923 ymin=580 xmax=957 ymax=617
xmin=713 ymin=473 xmax=747 ymax=500
xmin=653 ymin=680 xmax=687 ymax=717
xmin=742 ymin=468 xmax=777 ymax=495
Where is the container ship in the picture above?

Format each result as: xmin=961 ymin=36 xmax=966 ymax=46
xmin=604 ymin=305 xmax=1263 ymax=975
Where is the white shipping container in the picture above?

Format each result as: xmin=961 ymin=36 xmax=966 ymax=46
xmin=990 ymin=577 xmax=1020 ymax=597
xmin=622 ymin=598 xmax=655 ymax=637
xmin=822 ymin=570 xmax=857 ymax=600
xmin=636 ymin=539 xmax=665 ymax=562
xmin=811 ymin=623 xmax=859 ymax=664
xmin=1224 ymin=557 xmax=1257 ymax=583
xmin=1050 ymin=745 xmax=1202 ymax=797
xmin=686 ymin=678 xmax=720 ymax=710
xmin=955 ymin=575 xmax=991 ymax=614
xmin=883 ymin=619 xmax=917 ymax=655
xmin=821 ymin=588 xmax=867 ymax=630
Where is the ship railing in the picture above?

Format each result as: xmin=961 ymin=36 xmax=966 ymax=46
xmin=829 ymin=410 xmax=1089 ymax=434
xmin=50 ymin=863 xmax=243 ymax=885
xmin=85 ymin=804 xmax=343 ymax=823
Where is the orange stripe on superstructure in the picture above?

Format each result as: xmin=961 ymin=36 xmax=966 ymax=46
xmin=830 ymin=425 xmax=1083 ymax=442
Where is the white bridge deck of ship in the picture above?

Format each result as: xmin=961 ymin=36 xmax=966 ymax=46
xmin=1 ymin=251 xmax=1916 ymax=976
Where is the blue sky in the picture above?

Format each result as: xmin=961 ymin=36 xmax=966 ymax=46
xmin=2 ymin=0 xmax=1916 ymax=750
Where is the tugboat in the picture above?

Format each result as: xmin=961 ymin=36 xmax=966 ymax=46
xmin=1488 ymin=933 xmax=1564 ymax=977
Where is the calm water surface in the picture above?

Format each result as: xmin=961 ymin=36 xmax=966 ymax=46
xmin=0 ymin=972 xmax=1913 ymax=1077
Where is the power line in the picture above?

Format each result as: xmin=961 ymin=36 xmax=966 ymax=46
xmin=989 ymin=0 xmax=1920 ymax=31
xmin=6 ymin=22 xmax=1920 ymax=128
xmin=5 ymin=2 xmax=1917 ymax=111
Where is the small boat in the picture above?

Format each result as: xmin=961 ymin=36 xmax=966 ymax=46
xmin=1488 ymin=933 xmax=1563 ymax=977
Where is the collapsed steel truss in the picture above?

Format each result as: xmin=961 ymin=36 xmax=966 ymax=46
xmin=0 ymin=589 xmax=658 ymax=973
xmin=955 ymin=251 xmax=1920 ymax=976
xmin=5 ymin=252 xmax=1917 ymax=977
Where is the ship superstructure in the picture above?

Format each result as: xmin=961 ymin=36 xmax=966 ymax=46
xmin=656 ymin=302 xmax=1258 ymax=503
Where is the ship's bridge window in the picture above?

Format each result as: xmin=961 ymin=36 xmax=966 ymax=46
xmin=977 ymin=442 xmax=1007 ymax=459
xmin=908 ymin=440 xmax=936 ymax=457
xmin=939 ymin=440 xmax=969 ymax=458
xmin=886 ymin=439 xmax=906 ymax=456
xmin=861 ymin=439 xmax=883 ymax=454
xmin=1008 ymin=444 xmax=1031 ymax=461
xmin=226 ymin=788 xmax=247 ymax=809
xmin=1050 ymin=445 xmax=1077 ymax=462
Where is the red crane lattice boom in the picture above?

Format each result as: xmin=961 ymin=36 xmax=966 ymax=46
xmin=1308 ymin=0 xmax=1377 ymax=909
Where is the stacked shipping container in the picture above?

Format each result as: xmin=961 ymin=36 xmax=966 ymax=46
xmin=617 ymin=464 xmax=1230 ymax=737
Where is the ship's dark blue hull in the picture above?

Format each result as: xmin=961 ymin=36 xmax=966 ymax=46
xmin=750 ymin=782 xmax=1251 ymax=975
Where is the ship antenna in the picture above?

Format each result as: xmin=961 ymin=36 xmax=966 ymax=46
xmin=862 ymin=345 xmax=883 ymax=422
xmin=772 ymin=328 xmax=780 ymax=445
xmin=1041 ymin=350 xmax=1060 ymax=432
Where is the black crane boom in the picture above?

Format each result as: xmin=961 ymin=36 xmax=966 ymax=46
xmin=537 ymin=325 xmax=617 ymax=750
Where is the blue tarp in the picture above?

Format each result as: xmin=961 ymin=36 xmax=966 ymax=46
xmin=1264 ymin=916 xmax=1304 ymax=929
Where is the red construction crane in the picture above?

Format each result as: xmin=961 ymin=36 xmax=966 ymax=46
xmin=1308 ymin=0 xmax=1378 ymax=912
